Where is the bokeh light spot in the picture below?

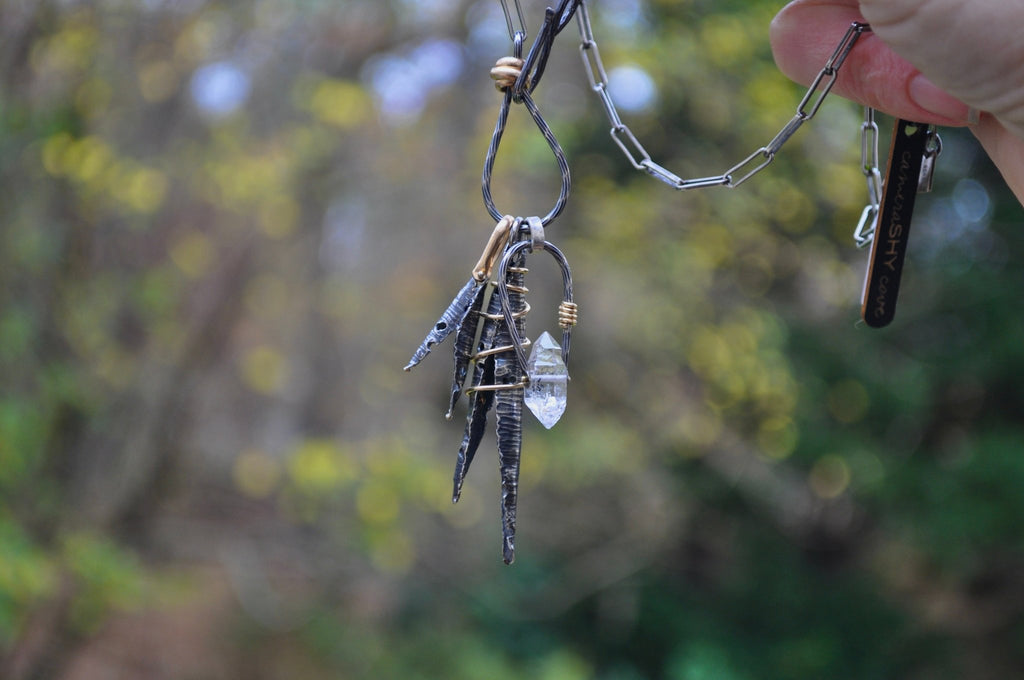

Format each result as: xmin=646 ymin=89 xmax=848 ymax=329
xmin=368 ymin=529 xmax=415 ymax=574
xmin=809 ymin=455 xmax=851 ymax=499
xmin=138 ymin=60 xmax=179 ymax=103
xmin=258 ymin=194 xmax=300 ymax=239
xmin=190 ymin=61 xmax=250 ymax=118
xmin=233 ymin=449 xmax=281 ymax=499
xmin=601 ymin=0 xmax=644 ymax=30
xmin=125 ymin=168 xmax=169 ymax=214
xmin=288 ymin=440 xmax=356 ymax=495
xmin=952 ymin=178 xmax=991 ymax=223
xmin=240 ymin=345 xmax=287 ymax=395
xmin=608 ymin=65 xmax=657 ymax=113
xmin=357 ymin=482 xmax=401 ymax=526
xmin=827 ymin=379 xmax=870 ymax=424
xmin=757 ymin=417 xmax=799 ymax=460
xmin=363 ymin=39 xmax=463 ymax=124
xmin=169 ymin=231 xmax=214 ymax=278
xmin=307 ymin=79 xmax=372 ymax=129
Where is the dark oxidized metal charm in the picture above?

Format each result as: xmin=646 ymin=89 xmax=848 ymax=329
xmin=405 ymin=277 xmax=483 ymax=372
xmin=405 ymin=216 xmax=577 ymax=564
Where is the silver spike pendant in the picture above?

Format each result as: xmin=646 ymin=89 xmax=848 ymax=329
xmin=405 ymin=217 xmax=576 ymax=564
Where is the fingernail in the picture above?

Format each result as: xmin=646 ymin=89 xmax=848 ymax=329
xmin=909 ymin=73 xmax=969 ymax=122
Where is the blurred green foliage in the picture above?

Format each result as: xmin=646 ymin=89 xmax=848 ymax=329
xmin=1 ymin=0 xmax=1023 ymax=678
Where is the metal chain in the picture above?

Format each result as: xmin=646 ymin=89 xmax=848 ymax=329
xmin=854 ymin=107 xmax=883 ymax=248
xmin=853 ymin=112 xmax=942 ymax=248
xmin=575 ymin=6 xmax=872 ymax=190
xmin=500 ymin=0 xmax=527 ymax=41
xmin=492 ymin=3 xmax=899 ymax=247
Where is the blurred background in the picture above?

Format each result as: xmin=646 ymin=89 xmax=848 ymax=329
xmin=2 ymin=0 xmax=1023 ymax=678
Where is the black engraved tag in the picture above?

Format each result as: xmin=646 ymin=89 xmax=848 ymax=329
xmin=860 ymin=119 xmax=929 ymax=328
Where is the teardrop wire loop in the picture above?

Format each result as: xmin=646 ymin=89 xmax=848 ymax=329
xmin=482 ymin=36 xmax=572 ymax=227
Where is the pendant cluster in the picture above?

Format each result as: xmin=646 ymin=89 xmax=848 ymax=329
xmin=405 ymin=216 xmax=576 ymax=564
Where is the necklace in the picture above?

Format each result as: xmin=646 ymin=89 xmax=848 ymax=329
xmin=405 ymin=1 xmax=942 ymax=563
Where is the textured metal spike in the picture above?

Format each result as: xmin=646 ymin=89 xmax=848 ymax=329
xmin=447 ymin=283 xmax=490 ymax=419
xmin=452 ymin=359 xmax=495 ymax=503
xmin=405 ymin=277 xmax=482 ymax=371
xmin=452 ymin=292 xmax=503 ymax=501
xmin=494 ymin=251 xmax=527 ymax=564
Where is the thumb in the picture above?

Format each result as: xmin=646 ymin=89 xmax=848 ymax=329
xmin=859 ymin=0 xmax=1024 ymax=138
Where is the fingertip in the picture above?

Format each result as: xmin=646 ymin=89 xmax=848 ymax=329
xmin=768 ymin=5 xmax=800 ymax=80
xmin=908 ymin=73 xmax=970 ymax=125
xmin=769 ymin=3 xmax=813 ymax=85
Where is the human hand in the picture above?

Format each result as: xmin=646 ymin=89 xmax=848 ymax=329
xmin=770 ymin=0 xmax=1024 ymax=204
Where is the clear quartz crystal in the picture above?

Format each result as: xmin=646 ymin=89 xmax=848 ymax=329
xmin=524 ymin=331 xmax=568 ymax=429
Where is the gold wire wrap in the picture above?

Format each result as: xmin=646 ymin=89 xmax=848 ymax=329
xmin=558 ymin=301 xmax=578 ymax=328
xmin=490 ymin=56 xmax=526 ymax=92
xmin=468 ymin=252 xmax=535 ymax=393
xmin=472 ymin=337 xmax=531 ymax=361
xmin=481 ymin=301 xmax=531 ymax=320
xmin=466 ymin=380 xmax=526 ymax=394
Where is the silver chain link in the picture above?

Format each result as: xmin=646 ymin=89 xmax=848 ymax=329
xmin=854 ymin=107 xmax=883 ymax=248
xmin=500 ymin=0 xmax=527 ymax=41
xmin=575 ymin=7 xmax=872 ymax=191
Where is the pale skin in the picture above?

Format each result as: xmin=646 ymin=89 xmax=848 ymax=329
xmin=770 ymin=0 xmax=1024 ymax=205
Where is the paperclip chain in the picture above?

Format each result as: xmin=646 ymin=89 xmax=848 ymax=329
xmin=500 ymin=0 xmax=527 ymax=41
xmin=854 ymin=107 xmax=883 ymax=248
xmin=575 ymin=6 xmax=872 ymax=190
